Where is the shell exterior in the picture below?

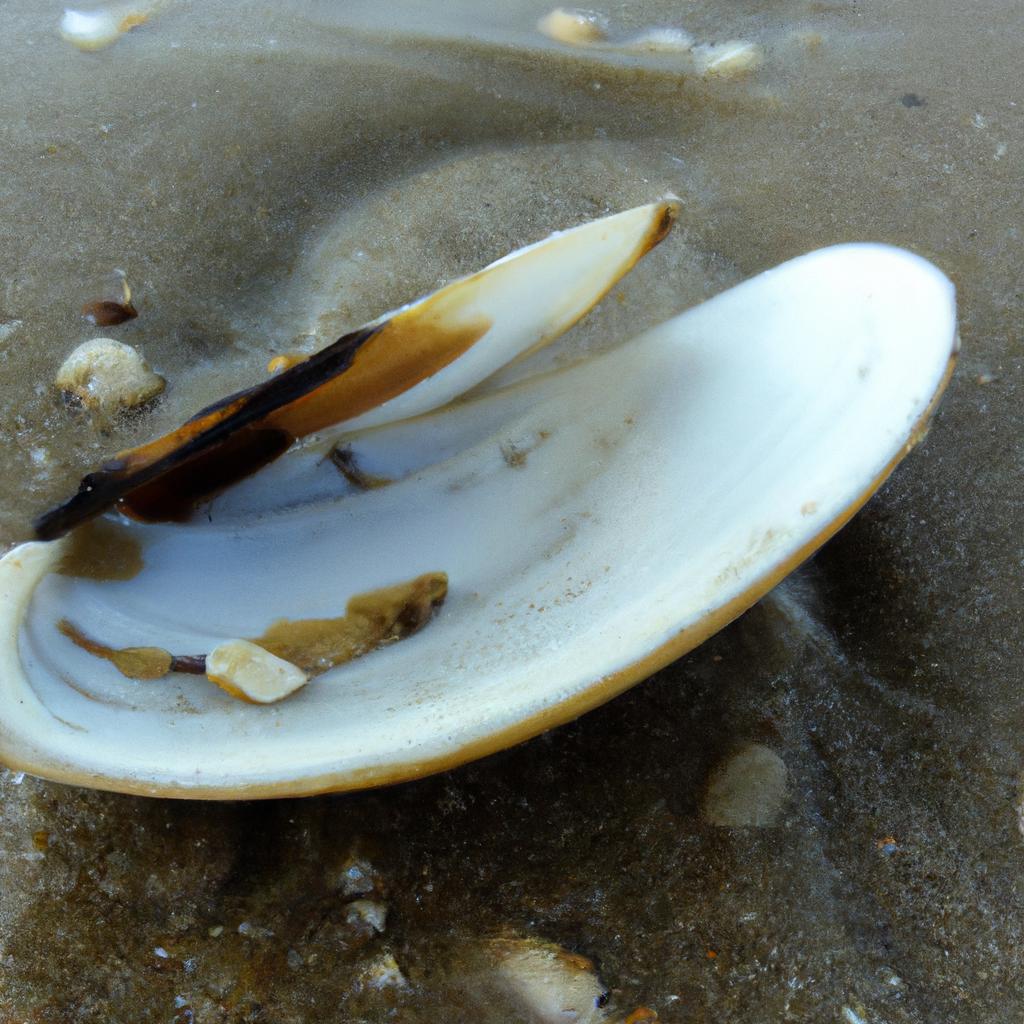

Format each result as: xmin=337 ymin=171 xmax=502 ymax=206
xmin=0 ymin=239 xmax=956 ymax=798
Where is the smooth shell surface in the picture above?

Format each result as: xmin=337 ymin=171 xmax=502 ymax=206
xmin=0 ymin=244 xmax=956 ymax=797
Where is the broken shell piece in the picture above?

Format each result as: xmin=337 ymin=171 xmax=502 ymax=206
xmin=480 ymin=937 xmax=610 ymax=1024
xmin=693 ymin=40 xmax=764 ymax=78
xmin=81 ymin=270 xmax=138 ymax=325
xmin=55 ymin=338 xmax=165 ymax=413
xmin=206 ymin=640 xmax=308 ymax=704
xmin=267 ymin=353 xmax=307 ymax=374
xmin=82 ymin=300 xmax=138 ymax=327
xmin=537 ymin=8 xmax=609 ymax=46
xmin=34 ymin=200 xmax=677 ymax=539
xmin=59 ymin=2 xmax=161 ymax=51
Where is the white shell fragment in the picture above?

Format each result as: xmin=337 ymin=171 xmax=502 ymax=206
xmin=481 ymin=938 xmax=609 ymax=1024
xmin=537 ymin=8 xmax=609 ymax=46
xmin=345 ymin=899 xmax=388 ymax=934
xmin=693 ymin=40 xmax=764 ymax=78
xmin=0 ymin=227 xmax=956 ymax=798
xmin=55 ymin=338 xmax=164 ymax=413
xmin=205 ymin=640 xmax=308 ymax=704
xmin=59 ymin=3 xmax=162 ymax=51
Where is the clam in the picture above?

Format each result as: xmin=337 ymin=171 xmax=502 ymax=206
xmin=0 ymin=201 xmax=957 ymax=798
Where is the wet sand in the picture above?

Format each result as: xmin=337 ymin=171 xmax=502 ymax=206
xmin=0 ymin=1 xmax=1021 ymax=1020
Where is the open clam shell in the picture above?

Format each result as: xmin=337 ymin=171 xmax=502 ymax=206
xmin=0 ymin=233 xmax=956 ymax=798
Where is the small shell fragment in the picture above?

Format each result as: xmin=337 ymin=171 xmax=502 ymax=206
xmin=59 ymin=3 xmax=159 ymax=51
xmin=359 ymin=952 xmax=409 ymax=991
xmin=55 ymin=338 xmax=165 ymax=413
xmin=693 ymin=40 xmax=764 ymax=78
xmin=82 ymin=299 xmax=138 ymax=327
xmin=481 ymin=937 xmax=610 ymax=1023
xmin=345 ymin=899 xmax=388 ymax=934
xmin=537 ymin=8 xmax=609 ymax=46
xmin=206 ymin=640 xmax=308 ymax=704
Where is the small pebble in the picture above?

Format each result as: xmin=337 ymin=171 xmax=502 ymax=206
xmin=207 ymin=924 xmax=224 ymax=938
xmin=345 ymin=899 xmax=388 ymax=934
xmin=693 ymin=40 xmax=764 ymax=78
xmin=206 ymin=640 xmax=308 ymax=704
xmin=59 ymin=4 xmax=157 ymax=52
xmin=0 ymin=320 xmax=22 ymax=343
xmin=482 ymin=937 xmax=609 ymax=1023
xmin=55 ymin=338 xmax=165 ymax=414
xmin=339 ymin=855 xmax=378 ymax=897
xmin=537 ymin=7 xmax=608 ymax=46
xmin=701 ymin=743 xmax=789 ymax=827
xmin=360 ymin=952 xmax=408 ymax=990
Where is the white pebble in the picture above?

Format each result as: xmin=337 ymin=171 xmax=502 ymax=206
xmin=701 ymin=743 xmax=789 ymax=827
xmin=537 ymin=8 xmax=608 ymax=46
xmin=59 ymin=8 xmax=123 ymax=50
xmin=206 ymin=640 xmax=308 ymax=704
xmin=59 ymin=3 xmax=157 ymax=52
xmin=693 ymin=40 xmax=764 ymax=78
xmin=483 ymin=937 xmax=609 ymax=1024
xmin=0 ymin=320 xmax=22 ymax=343
xmin=55 ymin=338 xmax=164 ymax=413
xmin=345 ymin=899 xmax=388 ymax=934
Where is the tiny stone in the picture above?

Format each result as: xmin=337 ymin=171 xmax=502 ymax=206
xmin=207 ymin=925 xmax=224 ymax=938
xmin=55 ymin=338 xmax=165 ymax=414
xmin=206 ymin=640 xmax=308 ymax=704
xmin=360 ymin=952 xmax=408 ymax=991
xmin=537 ymin=8 xmax=608 ymax=46
xmin=693 ymin=40 xmax=764 ymax=78
xmin=154 ymin=946 xmax=170 ymax=959
xmin=482 ymin=937 xmax=608 ymax=1022
xmin=339 ymin=855 xmax=378 ymax=897
xmin=345 ymin=899 xmax=388 ymax=934
xmin=701 ymin=744 xmax=789 ymax=827
xmin=0 ymin=319 xmax=22 ymax=342
xmin=287 ymin=948 xmax=304 ymax=970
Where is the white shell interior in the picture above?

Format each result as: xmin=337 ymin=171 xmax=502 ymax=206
xmin=0 ymin=243 xmax=957 ymax=797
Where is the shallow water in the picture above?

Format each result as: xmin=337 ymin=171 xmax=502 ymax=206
xmin=1 ymin=0 xmax=1022 ymax=1020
